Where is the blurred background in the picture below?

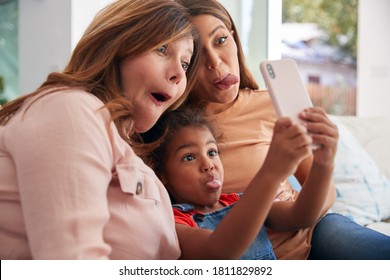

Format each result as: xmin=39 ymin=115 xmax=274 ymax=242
xmin=1 ymin=0 xmax=389 ymax=118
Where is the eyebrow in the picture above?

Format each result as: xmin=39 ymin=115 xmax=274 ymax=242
xmin=209 ymin=25 xmax=227 ymax=38
xmin=174 ymin=139 xmax=217 ymax=155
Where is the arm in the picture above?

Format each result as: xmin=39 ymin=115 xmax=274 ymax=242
xmin=176 ymin=118 xmax=312 ymax=259
xmin=176 ymin=172 xmax=280 ymax=259
xmin=295 ymin=150 xmax=336 ymax=214
xmin=266 ymin=107 xmax=338 ymax=230
xmin=11 ymin=91 xmax=114 ymax=259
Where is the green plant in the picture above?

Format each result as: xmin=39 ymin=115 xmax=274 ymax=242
xmin=0 ymin=75 xmax=7 ymax=105
xmin=282 ymin=0 xmax=358 ymax=61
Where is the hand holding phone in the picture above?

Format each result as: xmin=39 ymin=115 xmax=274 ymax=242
xmin=260 ymin=58 xmax=320 ymax=149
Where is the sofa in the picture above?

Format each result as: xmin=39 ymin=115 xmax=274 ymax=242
xmin=329 ymin=115 xmax=390 ymax=236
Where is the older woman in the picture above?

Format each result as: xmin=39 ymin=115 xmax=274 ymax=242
xmin=0 ymin=0 xmax=200 ymax=259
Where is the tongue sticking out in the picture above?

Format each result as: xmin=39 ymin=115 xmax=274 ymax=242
xmin=215 ymin=74 xmax=239 ymax=90
xmin=206 ymin=179 xmax=222 ymax=190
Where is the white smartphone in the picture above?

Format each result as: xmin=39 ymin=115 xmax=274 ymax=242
xmin=260 ymin=58 xmax=320 ymax=149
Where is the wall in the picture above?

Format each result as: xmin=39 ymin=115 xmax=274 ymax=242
xmin=357 ymin=0 xmax=390 ymax=118
xmin=18 ymin=0 xmax=113 ymax=94
xmin=19 ymin=0 xmax=71 ymax=94
xmin=218 ymin=0 xmax=282 ymax=87
xmin=71 ymin=0 xmax=115 ymax=50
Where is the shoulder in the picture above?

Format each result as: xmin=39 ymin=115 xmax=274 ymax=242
xmin=234 ymin=88 xmax=277 ymax=121
xmin=8 ymin=88 xmax=114 ymax=150
xmin=239 ymin=88 xmax=273 ymax=105
xmin=247 ymin=88 xmax=276 ymax=114
xmin=233 ymin=88 xmax=274 ymax=113
xmin=172 ymin=207 xmax=198 ymax=227
xmin=37 ymin=88 xmax=105 ymax=112
xmin=23 ymin=88 xmax=110 ymax=124
xmin=219 ymin=193 xmax=240 ymax=206
xmin=205 ymin=89 xmax=277 ymax=132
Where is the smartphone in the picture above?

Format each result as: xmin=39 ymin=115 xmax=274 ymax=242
xmin=260 ymin=58 xmax=320 ymax=149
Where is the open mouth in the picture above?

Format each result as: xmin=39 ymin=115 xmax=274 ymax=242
xmin=151 ymin=92 xmax=170 ymax=103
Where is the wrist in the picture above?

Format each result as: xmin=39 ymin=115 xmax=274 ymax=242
xmin=312 ymin=161 xmax=334 ymax=174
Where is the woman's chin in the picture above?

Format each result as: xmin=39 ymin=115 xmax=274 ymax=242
xmin=134 ymin=118 xmax=158 ymax=133
xmin=133 ymin=108 xmax=167 ymax=133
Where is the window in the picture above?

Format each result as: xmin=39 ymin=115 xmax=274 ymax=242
xmin=0 ymin=0 xmax=18 ymax=104
xmin=282 ymin=0 xmax=358 ymax=115
xmin=308 ymin=76 xmax=320 ymax=84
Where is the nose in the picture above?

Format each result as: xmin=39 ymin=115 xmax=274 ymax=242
xmin=202 ymin=165 xmax=214 ymax=173
xmin=201 ymin=158 xmax=214 ymax=173
xmin=168 ymin=61 xmax=185 ymax=84
xmin=205 ymin=49 xmax=221 ymax=70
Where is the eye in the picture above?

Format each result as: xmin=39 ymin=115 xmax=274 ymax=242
xmin=215 ymin=35 xmax=228 ymax=45
xmin=181 ymin=61 xmax=190 ymax=71
xmin=183 ymin=154 xmax=195 ymax=162
xmin=157 ymin=45 xmax=168 ymax=54
xmin=208 ymin=148 xmax=219 ymax=157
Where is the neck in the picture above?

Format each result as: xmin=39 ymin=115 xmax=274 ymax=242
xmin=204 ymin=94 xmax=239 ymax=115
xmin=194 ymin=201 xmax=225 ymax=213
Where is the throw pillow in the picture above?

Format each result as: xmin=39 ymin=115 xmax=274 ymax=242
xmin=330 ymin=118 xmax=390 ymax=226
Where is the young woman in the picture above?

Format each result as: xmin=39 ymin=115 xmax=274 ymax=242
xmin=175 ymin=0 xmax=390 ymax=259
xmin=0 ymin=0 xmax=200 ymax=260
xmin=142 ymin=108 xmax=314 ymax=259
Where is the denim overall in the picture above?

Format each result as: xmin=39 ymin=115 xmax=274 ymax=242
xmin=173 ymin=199 xmax=276 ymax=260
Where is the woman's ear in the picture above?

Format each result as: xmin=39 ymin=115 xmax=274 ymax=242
xmin=230 ymin=30 xmax=234 ymax=36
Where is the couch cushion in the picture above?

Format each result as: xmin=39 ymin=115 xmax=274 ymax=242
xmin=330 ymin=117 xmax=390 ymax=226
xmin=334 ymin=115 xmax=390 ymax=181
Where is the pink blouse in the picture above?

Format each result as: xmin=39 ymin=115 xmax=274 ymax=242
xmin=0 ymin=89 xmax=180 ymax=259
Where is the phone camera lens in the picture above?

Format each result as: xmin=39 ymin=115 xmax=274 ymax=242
xmin=266 ymin=64 xmax=275 ymax=78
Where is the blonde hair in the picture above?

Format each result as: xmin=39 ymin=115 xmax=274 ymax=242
xmin=0 ymin=0 xmax=200 ymax=144
xmin=175 ymin=0 xmax=258 ymax=90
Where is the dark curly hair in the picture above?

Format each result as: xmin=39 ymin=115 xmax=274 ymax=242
xmin=140 ymin=108 xmax=222 ymax=180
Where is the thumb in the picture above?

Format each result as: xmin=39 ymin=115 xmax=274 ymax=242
xmin=274 ymin=117 xmax=293 ymax=134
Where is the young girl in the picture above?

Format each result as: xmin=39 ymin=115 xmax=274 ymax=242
xmin=142 ymin=108 xmax=313 ymax=259
xmin=175 ymin=0 xmax=390 ymax=260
